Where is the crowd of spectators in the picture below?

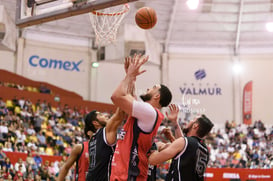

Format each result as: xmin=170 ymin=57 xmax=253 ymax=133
xmin=0 ymin=95 xmax=272 ymax=180
xmin=207 ymin=120 xmax=273 ymax=169
xmin=0 ymin=96 xmax=88 ymax=180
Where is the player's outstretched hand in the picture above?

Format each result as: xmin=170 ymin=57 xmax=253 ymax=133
xmin=161 ymin=128 xmax=175 ymax=143
xmin=126 ymin=54 xmax=149 ymax=78
xmin=166 ymin=104 xmax=179 ymax=124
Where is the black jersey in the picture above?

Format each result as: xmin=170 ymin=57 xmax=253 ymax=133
xmin=147 ymin=142 xmax=158 ymax=181
xmin=86 ymin=128 xmax=115 ymax=181
xmin=166 ymin=136 xmax=209 ymax=181
xmin=147 ymin=164 xmax=157 ymax=181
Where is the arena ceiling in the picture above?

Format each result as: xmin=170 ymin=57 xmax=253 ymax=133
xmin=2 ymin=0 xmax=273 ymax=54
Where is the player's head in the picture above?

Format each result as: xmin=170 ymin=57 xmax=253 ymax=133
xmin=140 ymin=84 xmax=172 ymax=108
xmin=183 ymin=114 xmax=214 ymax=138
xmin=84 ymin=110 xmax=108 ymax=138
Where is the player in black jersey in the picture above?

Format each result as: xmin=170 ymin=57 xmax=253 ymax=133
xmin=85 ymin=108 xmax=125 ymax=181
xmin=149 ymin=114 xmax=214 ymax=181
xmin=147 ymin=104 xmax=180 ymax=181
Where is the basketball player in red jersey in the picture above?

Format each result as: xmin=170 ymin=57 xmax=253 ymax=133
xmin=110 ymin=54 xmax=172 ymax=180
xmin=56 ymin=120 xmax=93 ymax=181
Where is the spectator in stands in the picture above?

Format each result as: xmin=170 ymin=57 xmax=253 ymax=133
xmin=3 ymin=141 xmax=13 ymax=152
xmin=0 ymin=128 xmax=6 ymax=145
xmin=0 ymin=145 xmax=7 ymax=166
xmin=48 ymin=161 xmax=57 ymax=178
xmin=27 ymin=125 xmax=36 ymax=136
xmin=64 ymin=144 xmax=72 ymax=156
xmin=26 ymin=152 xmax=35 ymax=166
xmin=15 ymin=129 xmax=26 ymax=147
xmin=52 ymin=124 xmax=62 ymax=137
xmin=12 ymin=96 xmax=19 ymax=108
xmin=0 ymin=97 xmax=6 ymax=116
xmin=1 ymin=165 xmax=11 ymax=180
xmin=55 ymin=136 xmax=65 ymax=155
xmin=40 ymin=100 xmax=48 ymax=112
xmin=27 ymin=139 xmax=37 ymax=151
xmin=2 ymin=157 xmax=13 ymax=170
xmin=36 ymin=131 xmax=47 ymax=148
xmin=23 ymin=165 xmax=35 ymax=180
xmin=34 ymin=175 xmax=41 ymax=181
xmin=16 ymin=84 xmax=25 ymax=91
xmin=33 ymin=115 xmax=43 ymax=133
xmin=14 ymin=158 xmax=26 ymax=173
xmin=39 ymin=164 xmax=50 ymax=180
xmin=18 ymin=97 xmax=25 ymax=109
xmin=45 ymin=143 xmax=54 ymax=156
xmin=62 ymin=132 xmax=72 ymax=145
xmin=45 ymin=127 xmax=54 ymax=143
xmin=23 ymin=99 xmax=32 ymax=111
xmin=33 ymin=152 xmax=42 ymax=167
xmin=0 ymin=121 xmax=9 ymax=139
xmin=7 ymin=122 xmax=17 ymax=138
xmin=39 ymin=84 xmax=51 ymax=94
xmin=4 ymin=110 xmax=13 ymax=123
xmin=48 ymin=116 xmax=56 ymax=128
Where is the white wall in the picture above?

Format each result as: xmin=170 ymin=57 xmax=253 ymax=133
xmin=94 ymin=61 xmax=161 ymax=103
xmin=168 ymin=54 xmax=234 ymax=128
xmin=168 ymin=53 xmax=273 ymax=127
xmin=0 ymin=50 xmax=15 ymax=71
xmin=240 ymin=54 xmax=273 ymax=126
xmin=18 ymin=39 xmax=91 ymax=99
xmin=104 ymin=24 xmax=161 ymax=65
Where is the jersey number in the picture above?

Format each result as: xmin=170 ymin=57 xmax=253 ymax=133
xmin=89 ymin=144 xmax=96 ymax=169
xmin=195 ymin=149 xmax=207 ymax=176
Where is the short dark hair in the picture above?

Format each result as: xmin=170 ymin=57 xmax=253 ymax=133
xmin=196 ymin=114 xmax=214 ymax=138
xmin=84 ymin=110 xmax=97 ymax=138
xmin=159 ymin=84 xmax=172 ymax=107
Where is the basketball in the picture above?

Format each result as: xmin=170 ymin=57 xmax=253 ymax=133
xmin=135 ymin=7 xmax=157 ymax=30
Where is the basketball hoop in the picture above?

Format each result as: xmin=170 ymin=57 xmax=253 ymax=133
xmin=89 ymin=4 xmax=130 ymax=47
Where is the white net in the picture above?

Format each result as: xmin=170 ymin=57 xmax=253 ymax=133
xmin=89 ymin=4 xmax=129 ymax=47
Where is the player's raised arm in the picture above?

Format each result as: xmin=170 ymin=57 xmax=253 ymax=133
xmin=111 ymin=54 xmax=148 ymax=115
xmin=57 ymin=144 xmax=82 ymax=181
xmin=166 ymin=104 xmax=184 ymax=138
xmin=148 ymin=137 xmax=186 ymax=165
xmin=105 ymin=108 xmax=126 ymax=145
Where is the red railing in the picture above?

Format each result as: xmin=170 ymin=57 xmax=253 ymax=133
xmin=0 ymin=69 xmax=115 ymax=113
xmin=4 ymin=151 xmax=62 ymax=165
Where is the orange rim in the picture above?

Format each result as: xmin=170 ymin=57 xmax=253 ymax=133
xmin=91 ymin=4 xmax=129 ymax=16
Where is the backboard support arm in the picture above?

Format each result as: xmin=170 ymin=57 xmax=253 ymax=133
xmin=16 ymin=0 xmax=138 ymax=28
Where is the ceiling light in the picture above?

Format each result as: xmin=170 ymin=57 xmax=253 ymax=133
xmin=186 ymin=0 xmax=199 ymax=10
xmin=266 ymin=22 xmax=273 ymax=32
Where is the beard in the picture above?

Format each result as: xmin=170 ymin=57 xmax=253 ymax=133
xmin=140 ymin=93 xmax=152 ymax=102
xmin=98 ymin=120 xmax=107 ymax=127
xmin=183 ymin=128 xmax=189 ymax=135
xmin=183 ymin=123 xmax=194 ymax=136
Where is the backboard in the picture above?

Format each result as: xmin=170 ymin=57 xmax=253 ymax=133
xmin=16 ymin=0 xmax=138 ymax=28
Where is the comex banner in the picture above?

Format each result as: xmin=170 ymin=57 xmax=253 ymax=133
xmin=28 ymin=55 xmax=83 ymax=72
